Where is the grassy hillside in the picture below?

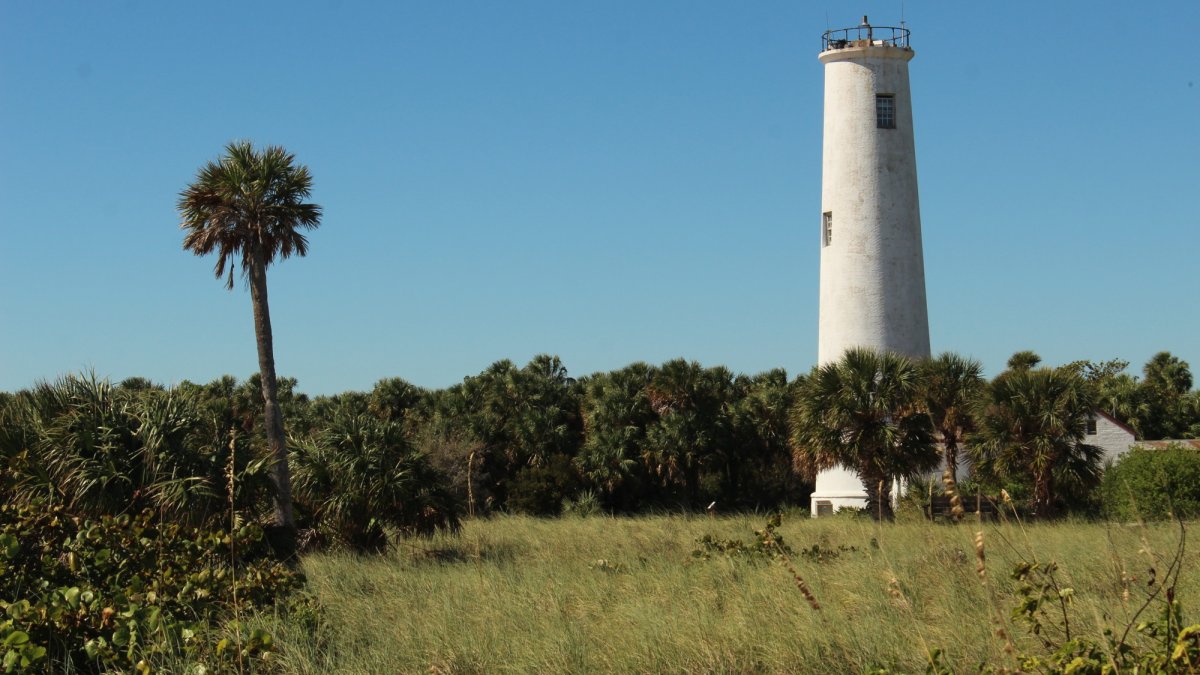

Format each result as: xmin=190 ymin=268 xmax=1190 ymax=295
xmin=245 ymin=512 xmax=1199 ymax=673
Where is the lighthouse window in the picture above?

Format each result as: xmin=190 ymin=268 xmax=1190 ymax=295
xmin=822 ymin=211 xmax=833 ymax=247
xmin=876 ymin=94 xmax=896 ymax=129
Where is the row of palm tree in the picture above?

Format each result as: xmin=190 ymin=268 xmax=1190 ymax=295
xmin=0 ymin=375 xmax=462 ymax=553
xmin=1 ymin=349 xmax=1166 ymax=531
xmin=169 ymin=142 xmax=1200 ymax=552
xmin=410 ymin=356 xmax=799 ymax=514
xmin=791 ymin=348 xmax=1151 ymax=520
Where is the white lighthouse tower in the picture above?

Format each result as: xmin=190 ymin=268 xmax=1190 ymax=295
xmin=811 ymin=17 xmax=930 ymax=515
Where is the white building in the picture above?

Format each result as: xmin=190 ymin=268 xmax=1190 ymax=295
xmin=811 ymin=18 xmax=930 ymax=516
xmin=1086 ymin=411 xmax=1137 ymax=465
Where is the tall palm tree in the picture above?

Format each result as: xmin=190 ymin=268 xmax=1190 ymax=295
xmin=178 ymin=141 xmax=321 ymax=555
xmin=970 ymin=367 xmax=1102 ymax=518
xmin=918 ymin=353 xmax=984 ymax=480
xmin=790 ymin=347 xmax=938 ymax=520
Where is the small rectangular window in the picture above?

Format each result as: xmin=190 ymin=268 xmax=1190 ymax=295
xmin=876 ymin=94 xmax=896 ymax=129
xmin=822 ymin=211 xmax=833 ymax=247
xmin=816 ymin=500 xmax=833 ymax=517
xmin=1085 ymin=416 xmax=1098 ymax=435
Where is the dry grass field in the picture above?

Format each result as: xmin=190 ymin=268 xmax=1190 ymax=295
xmin=246 ymin=512 xmax=1198 ymax=673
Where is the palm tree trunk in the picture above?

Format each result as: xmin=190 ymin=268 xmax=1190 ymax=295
xmin=863 ymin=471 xmax=894 ymax=521
xmin=1033 ymin=471 xmax=1055 ymax=519
xmin=248 ymin=251 xmax=296 ymax=556
xmin=942 ymin=433 xmax=958 ymax=479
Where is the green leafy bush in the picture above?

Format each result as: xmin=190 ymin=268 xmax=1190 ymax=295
xmin=692 ymin=513 xmax=794 ymax=562
xmin=1101 ymin=443 xmax=1200 ymax=520
xmin=0 ymin=503 xmax=309 ymax=673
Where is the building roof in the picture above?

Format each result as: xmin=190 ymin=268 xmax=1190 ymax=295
xmin=1134 ymin=439 xmax=1200 ymax=450
xmin=1095 ymin=410 xmax=1137 ymax=436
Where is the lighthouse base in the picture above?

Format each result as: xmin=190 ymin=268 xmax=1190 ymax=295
xmin=810 ymin=467 xmax=905 ymax=517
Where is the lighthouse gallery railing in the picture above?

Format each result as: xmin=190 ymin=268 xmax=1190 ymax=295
xmin=821 ymin=25 xmax=910 ymax=52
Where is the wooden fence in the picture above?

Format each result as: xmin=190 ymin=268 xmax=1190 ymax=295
xmin=926 ymin=494 xmax=999 ymax=520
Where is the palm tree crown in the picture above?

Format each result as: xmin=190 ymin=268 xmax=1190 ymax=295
xmin=790 ymin=347 xmax=938 ymax=520
xmin=919 ymin=352 xmax=984 ymax=478
xmin=179 ymin=141 xmax=321 ymax=288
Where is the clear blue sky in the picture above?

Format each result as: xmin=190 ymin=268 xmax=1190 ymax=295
xmin=2 ymin=1 xmax=1197 ymax=394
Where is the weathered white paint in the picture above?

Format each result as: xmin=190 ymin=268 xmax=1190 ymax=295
xmin=811 ymin=38 xmax=930 ymax=515
xmin=1089 ymin=412 xmax=1136 ymax=465
xmin=817 ymin=44 xmax=929 ymax=363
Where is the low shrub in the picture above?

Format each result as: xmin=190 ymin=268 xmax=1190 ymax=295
xmin=1101 ymin=443 xmax=1200 ymax=520
xmin=562 ymin=489 xmax=602 ymax=517
xmin=0 ymin=503 xmax=310 ymax=673
xmin=692 ymin=513 xmax=793 ymax=562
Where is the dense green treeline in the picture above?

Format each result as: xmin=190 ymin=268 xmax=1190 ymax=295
xmin=3 ymin=350 xmax=1199 ymax=538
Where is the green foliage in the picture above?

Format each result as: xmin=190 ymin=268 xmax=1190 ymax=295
xmin=643 ymin=359 xmax=738 ymax=504
xmin=918 ymin=352 xmax=984 ymax=478
xmin=9 ymin=344 xmax=1194 ymax=533
xmin=576 ymin=363 xmax=656 ymax=510
xmin=506 ymin=454 xmax=580 ymax=516
xmin=290 ymin=408 xmax=461 ymax=551
xmin=562 ymin=489 xmax=602 ymax=517
xmin=0 ymin=373 xmax=465 ymax=556
xmin=1070 ymin=353 xmax=1200 ymax=441
xmin=427 ymin=356 xmax=584 ymax=512
xmin=178 ymin=141 xmax=321 ymax=290
xmin=790 ymin=347 xmax=938 ymax=520
xmin=1101 ymin=443 xmax=1200 ymax=520
xmin=574 ymin=362 xmax=807 ymax=512
xmin=727 ymin=369 xmax=807 ymax=509
xmin=797 ymin=542 xmax=860 ymax=562
xmin=411 ymin=416 xmax=487 ymax=517
xmin=692 ymin=513 xmax=794 ymax=562
xmin=1140 ymin=352 xmax=1197 ymax=440
xmin=407 ymin=356 xmax=809 ymax=516
xmin=0 ymin=503 xmax=308 ymax=673
xmin=970 ymin=366 xmax=1102 ymax=517
xmin=0 ymin=374 xmax=274 ymax=526
xmin=1064 ymin=358 xmax=1130 ymax=385
xmin=1007 ymin=350 xmax=1042 ymax=371
xmin=367 ymin=377 xmax=426 ymax=424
